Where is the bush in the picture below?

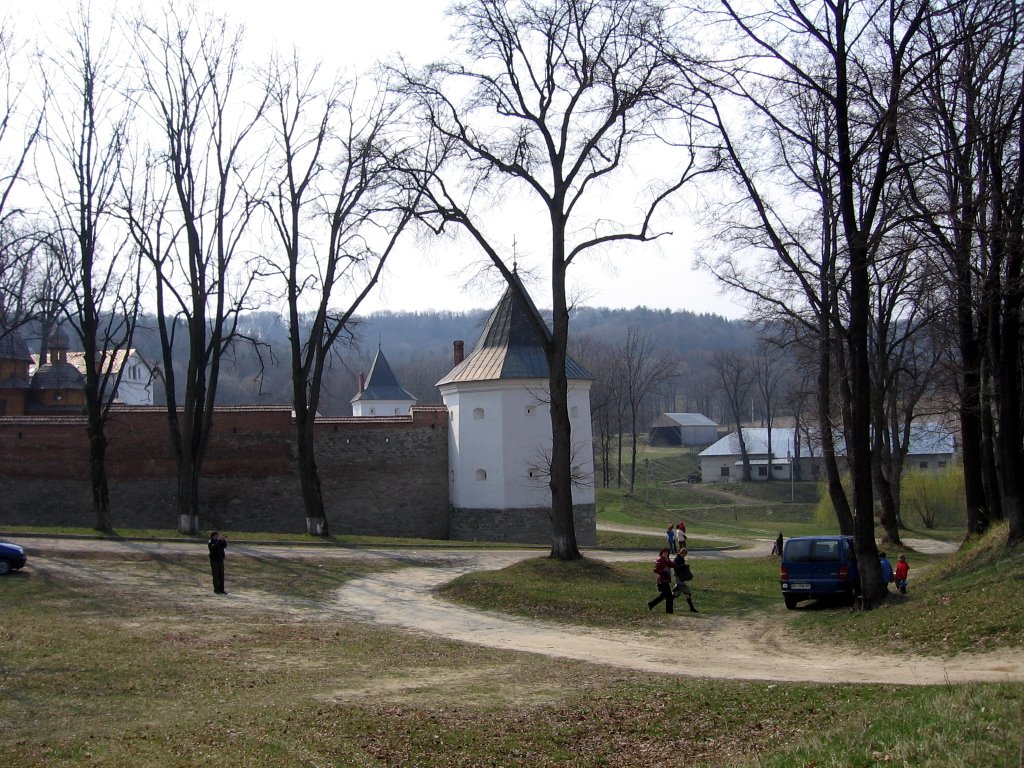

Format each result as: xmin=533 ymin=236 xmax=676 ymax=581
xmin=813 ymin=473 xmax=851 ymax=527
xmin=902 ymin=466 xmax=966 ymax=529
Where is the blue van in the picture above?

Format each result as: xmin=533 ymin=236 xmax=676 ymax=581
xmin=779 ymin=535 xmax=860 ymax=609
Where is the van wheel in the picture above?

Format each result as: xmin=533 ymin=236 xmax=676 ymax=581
xmin=784 ymin=594 xmax=798 ymax=610
xmin=0 ymin=559 xmax=10 ymax=575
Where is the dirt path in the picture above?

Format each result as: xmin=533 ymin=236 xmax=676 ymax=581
xmin=330 ymin=549 xmax=1021 ymax=685
xmin=20 ymin=537 xmax=1019 ymax=686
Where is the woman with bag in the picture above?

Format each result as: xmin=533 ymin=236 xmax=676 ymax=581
xmin=672 ymin=547 xmax=698 ymax=613
xmin=647 ymin=548 xmax=674 ymax=613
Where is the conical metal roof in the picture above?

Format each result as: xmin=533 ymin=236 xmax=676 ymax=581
xmin=437 ymin=282 xmax=592 ymax=386
xmin=350 ymin=346 xmax=417 ymax=403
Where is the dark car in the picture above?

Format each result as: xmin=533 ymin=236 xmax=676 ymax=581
xmin=0 ymin=541 xmax=27 ymax=574
xmin=686 ymin=473 xmax=701 ymax=484
xmin=779 ymin=535 xmax=859 ymax=609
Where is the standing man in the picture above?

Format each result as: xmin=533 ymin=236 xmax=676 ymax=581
xmin=208 ymin=531 xmax=227 ymax=594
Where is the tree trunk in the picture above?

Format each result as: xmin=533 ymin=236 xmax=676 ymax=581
xmin=176 ymin=446 xmax=201 ymax=535
xmin=547 ymin=235 xmax=580 ymax=561
xmin=736 ymin=426 xmax=751 ymax=482
xmin=871 ymin=405 xmax=901 ymax=545
xmin=88 ymin=420 xmax=112 ymax=533
xmin=817 ymin=311 xmax=854 ymax=534
xmin=872 ymin=450 xmax=901 ymax=545
xmin=979 ymin=368 xmax=1004 ymax=522
xmin=997 ymin=256 xmax=1024 ymax=545
xmin=629 ymin=402 xmax=639 ymax=493
xmin=295 ymin=410 xmax=329 ymax=537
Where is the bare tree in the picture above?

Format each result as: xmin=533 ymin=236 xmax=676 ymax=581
xmin=710 ymin=349 xmax=754 ymax=481
xmin=37 ymin=9 xmax=140 ymax=532
xmin=398 ymin=0 xmax=716 ymax=559
xmin=751 ymin=335 xmax=790 ymax=481
xmin=906 ymin=0 xmax=1024 ymax=544
xmin=623 ymin=325 xmax=677 ymax=491
xmin=260 ymin=54 xmax=421 ymax=535
xmin=0 ymin=22 xmax=43 ymax=338
xmin=131 ymin=7 xmax=266 ymax=533
xmin=700 ymin=0 xmax=941 ymax=604
xmin=572 ymin=334 xmax=620 ymax=489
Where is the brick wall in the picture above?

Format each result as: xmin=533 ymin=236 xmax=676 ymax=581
xmin=0 ymin=406 xmax=449 ymax=537
xmin=0 ymin=404 xmax=598 ymax=546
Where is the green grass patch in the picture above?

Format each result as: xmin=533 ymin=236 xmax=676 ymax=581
xmin=597 ymin=484 xmax=831 ymax=540
xmin=440 ymin=554 xmax=781 ymax=626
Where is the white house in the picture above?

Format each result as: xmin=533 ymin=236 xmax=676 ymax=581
xmin=350 ymin=346 xmax=417 ymax=417
xmin=436 ymin=282 xmax=596 ymax=544
xmin=698 ymin=424 xmax=956 ymax=483
xmin=33 ymin=347 xmax=159 ymax=406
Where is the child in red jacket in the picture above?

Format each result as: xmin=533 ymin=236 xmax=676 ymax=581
xmin=894 ymin=554 xmax=910 ymax=594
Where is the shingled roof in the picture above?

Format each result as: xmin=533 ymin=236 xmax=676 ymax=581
xmin=0 ymin=329 xmax=33 ymax=363
xmin=350 ymin=346 xmax=417 ymax=404
xmin=436 ymin=282 xmax=592 ymax=386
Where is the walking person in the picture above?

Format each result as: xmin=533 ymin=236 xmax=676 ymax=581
xmin=647 ymin=548 xmax=674 ymax=613
xmin=666 ymin=526 xmax=677 ymax=555
xmin=894 ymin=554 xmax=910 ymax=594
xmin=771 ymin=532 xmax=784 ymax=557
xmin=208 ymin=531 xmax=227 ymax=594
xmin=672 ymin=547 xmax=698 ymax=613
xmin=674 ymin=522 xmax=687 ymax=553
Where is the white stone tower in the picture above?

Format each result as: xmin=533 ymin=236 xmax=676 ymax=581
xmin=437 ymin=282 xmax=596 ymax=544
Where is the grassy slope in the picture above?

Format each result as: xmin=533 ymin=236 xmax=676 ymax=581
xmin=2 ymin=548 xmax=1021 ymax=767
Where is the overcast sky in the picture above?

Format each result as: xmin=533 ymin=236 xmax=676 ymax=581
xmin=4 ymin=0 xmax=747 ymax=320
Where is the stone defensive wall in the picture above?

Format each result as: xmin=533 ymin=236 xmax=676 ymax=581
xmin=0 ymin=405 xmax=450 ymax=537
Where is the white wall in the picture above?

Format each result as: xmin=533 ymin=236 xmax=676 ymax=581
xmin=441 ymin=378 xmax=595 ymax=511
xmin=112 ymin=355 xmax=154 ymax=405
xmin=351 ymin=399 xmax=414 ymax=417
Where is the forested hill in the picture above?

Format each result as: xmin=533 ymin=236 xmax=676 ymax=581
xmin=106 ymin=305 xmax=752 ymax=415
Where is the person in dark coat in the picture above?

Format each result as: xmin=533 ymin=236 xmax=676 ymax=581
xmin=772 ymin=532 xmax=784 ymax=557
xmin=208 ymin=531 xmax=227 ymax=594
xmin=672 ymin=548 xmax=698 ymax=613
xmin=647 ymin=548 xmax=674 ymax=613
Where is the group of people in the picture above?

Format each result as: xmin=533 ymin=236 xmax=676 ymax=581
xmin=879 ymin=551 xmax=911 ymax=594
xmin=666 ymin=521 xmax=687 ymax=554
xmin=648 ymin=538 xmax=698 ymax=614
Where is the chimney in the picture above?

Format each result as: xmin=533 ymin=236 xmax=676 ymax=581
xmin=358 ymin=371 xmax=366 ymax=393
xmin=453 ymin=340 xmax=465 ymax=366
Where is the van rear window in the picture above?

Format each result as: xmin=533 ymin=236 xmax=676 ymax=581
xmin=785 ymin=539 xmax=841 ymax=562
xmin=785 ymin=540 xmax=813 ymax=562
xmin=812 ymin=540 xmax=840 ymax=561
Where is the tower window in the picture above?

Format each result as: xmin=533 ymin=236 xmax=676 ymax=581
xmin=473 ymin=407 xmax=485 ymax=420
xmin=475 ymin=469 xmax=487 ymax=481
